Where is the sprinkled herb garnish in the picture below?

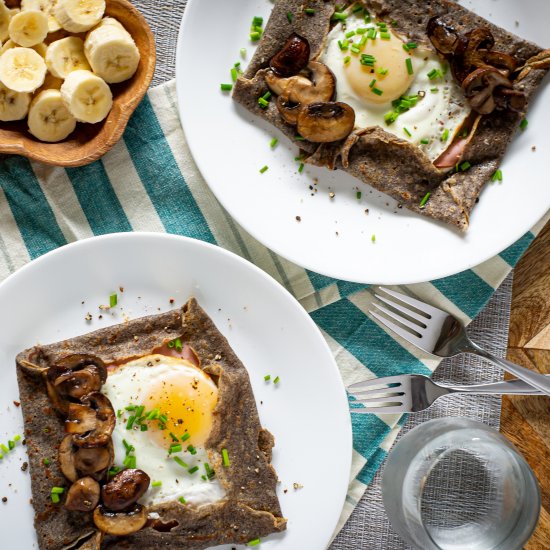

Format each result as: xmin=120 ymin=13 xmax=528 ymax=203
xmin=220 ymin=83 xmax=233 ymax=92
xmin=304 ymin=8 xmax=315 ymax=15
xmin=295 ymin=135 xmax=305 ymax=141
xmin=345 ymin=30 xmax=355 ymax=38
xmin=344 ymin=56 xmax=351 ymax=65
xmin=188 ymin=466 xmax=199 ymax=474
xmin=371 ymin=234 xmax=376 ymax=243
xmin=405 ymin=58 xmax=413 ymax=75
xmin=169 ymin=432 xmax=179 ymax=442
xmin=231 ymin=67 xmax=238 ymax=82
xmin=152 ymin=481 xmax=162 ymax=488
xmin=109 ymin=293 xmax=118 ymax=308
xmin=123 ymin=439 xmax=134 ymax=455
xmin=169 ymin=443 xmax=183 ymax=454
xmin=352 ymin=3 xmax=363 ymax=12
xmin=247 ymin=539 xmax=261 ymax=547
xmin=419 ymin=192 xmax=431 ymax=208
xmin=270 ymin=137 xmax=278 ymax=148
xmin=240 ymin=48 xmax=247 ymax=58
xmin=179 ymin=496 xmax=186 ymax=504
xmin=356 ymin=27 xmax=367 ymax=35
xmin=181 ymin=433 xmax=191 ymax=442
xmin=298 ymin=163 xmax=305 ymax=173
xmin=258 ymin=97 xmax=269 ymax=109
xmin=441 ymin=128 xmax=449 ymax=142
xmin=338 ymin=39 xmax=349 ymax=51
xmin=259 ymin=165 xmax=269 ymax=174
xmin=147 ymin=408 xmax=160 ymax=420
xmin=431 ymin=87 xmax=439 ymax=93
xmin=376 ymin=67 xmax=389 ymax=76
xmin=369 ymin=78 xmax=377 ymax=88
xmin=491 ymin=169 xmax=503 ymax=182
xmin=356 ymin=191 xmax=362 ymax=199
xmin=360 ymin=54 xmax=376 ymax=67
xmin=204 ymin=463 xmax=215 ymax=480
xmin=264 ymin=374 xmax=271 ymax=381
xmin=372 ymin=88 xmax=384 ymax=96
xmin=50 ymin=487 xmax=64 ymax=504
xmin=43 ymin=458 xmax=50 ymax=466
xmin=380 ymin=32 xmax=391 ymax=40
xmin=250 ymin=16 xmax=263 ymax=41
xmin=331 ymin=11 xmax=347 ymax=21
xmin=126 ymin=416 xmax=136 ymax=430
xmin=520 ymin=118 xmax=528 ymax=130
xmin=273 ymin=376 xmax=280 ymax=384
xmin=459 ymin=161 xmax=471 ymax=171
xmin=222 ymin=448 xmax=230 ymax=467
xmin=420 ymin=138 xmax=430 ymax=145
xmin=187 ymin=445 xmax=197 ymax=455
xmin=403 ymin=127 xmax=412 ymax=137
xmin=123 ymin=455 xmax=136 ymax=469
xmin=367 ymin=27 xmax=377 ymax=40
xmin=173 ymin=457 xmax=188 ymax=469
xmin=350 ymin=44 xmax=361 ymax=55
xmin=287 ymin=11 xmax=294 ymax=22
xmin=427 ymin=68 xmax=443 ymax=80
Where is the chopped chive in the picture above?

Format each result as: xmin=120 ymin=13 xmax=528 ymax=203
xmin=123 ymin=455 xmax=136 ymax=469
xmin=304 ymin=8 xmax=315 ymax=15
xmin=247 ymin=539 xmax=261 ymax=547
xmin=122 ymin=439 xmax=134 ymax=455
xmin=420 ymin=138 xmax=430 ymax=145
xmin=109 ymin=293 xmax=117 ymax=308
xmin=220 ymin=83 xmax=233 ymax=91
xmin=187 ymin=445 xmax=197 ymax=455
xmin=167 ymin=339 xmax=175 ymax=349
xmin=140 ymin=424 xmax=148 ymax=432
xmin=331 ymin=11 xmax=347 ymax=21
xmin=352 ymin=3 xmax=363 ymax=12
xmin=460 ymin=161 xmax=471 ymax=171
xmin=367 ymin=28 xmax=377 ymax=40
xmin=377 ymin=67 xmax=389 ymax=76
xmin=371 ymin=234 xmax=376 ymax=243
xmin=51 ymin=494 xmax=60 ymax=504
xmin=380 ymin=32 xmax=391 ymax=40
xmin=117 ymin=409 xmax=122 ymax=418
xmin=441 ymin=128 xmax=449 ymax=142
xmin=178 ymin=496 xmax=186 ymax=504
xmin=125 ymin=405 xmax=136 ymax=411
xmin=8 ymin=440 xmax=14 ymax=450
xmin=298 ymin=163 xmax=305 ymax=173
xmin=406 ymin=42 xmax=417 ymax=50
xmin=343 ymin=55 xmax=351 ymax=64
xmin=431 ymin=87 xmax=439 ymax=93
xmin=204 ymin=463 xmax=215 ymax=479
xmin=147 ymin=408 xmax=159 ymax=420
xmin=258 ymin=97 xmax=269 ymax=109
xmin=169 ymin=432 xmax=179 ymax=442
xmin=372 ymin=88 xmax=383 ymax=96
xmin=356 ymin=27 xmax=367 ymax=35
xmin=369 ymin=78 xmax=377 ymax=88
xmin=491 ymin=169 xmax=503 ymax=182
xmin=359 ymin=35 xmax=368 ymax=48
xmin=152 ymin=481 xmax=162 ymax=487
xmin=405 ymin=58 xmax=413 ymax=75
xmin=295 ymin=135 xmax=305 ymax=141
xmin=126 ymin=416 xmax=136 ymax=430
xmin=287 ymin=11 xmax=293 ymax=22
xmin=403 ymin=127 xmax=412 ymax=137
xmin=520 ymin=118 xmax=528 ymax=130
xmin=188 ymin=466 xmax=199 ymax=474
xmin=264 ymin=374 xmax=271 ymax=381
xmin=13 ymin=435 xmax=21 ymax=442
xmin=231 ymin=68 xmax=238 ymax=82
xmin=181 ymin=433 xmax=191 ymax=442
xmin=252 ymin=16 xmax=263 ymax=26
xmin=427 ymin=68 xmax=443 ymax=80
xmin=173 ymin=457 xmax=188 ymax=469
xmin=51 ymin=487 xmax=65 ymax=494
xmin=419 ymin=192 xmax=431 ymax=208
xmin=240 ymin=48 xmax=247 ymax=58
xmin=43 ymin=458 xmax=50 ymax=466
xmin=134 ymin=405 xmax=144 ymax=419
xmin=259 ymin=165 xmax=269 ymax=174
xmin=338 ymin=39 xmax=349 ymax=51
xmin=222 ymin=448 xmax=230 ymax=467
xmin=345 ymin=30 xmax=355 ymax=38
xmin=250 ymin=31 xmax=261 ymax=41
xmin=356 ymin=191 xmax=362 ymax=199
xmin=391 ymin=19 xmax=398 ymax=27
xmin=350 ymin=44 xmax=361 ymax=54
xmin=273 ymin=376 xmax=280 ymax=384
xmin=384 ymin=111 xmax=398 ymax=125
xmin=1 ymin=444 xmax=9 ymax=454
xmin=360 ymin=54 xmax=376 ymax=67
xmin=270 ymin=137 xmax=278 ymax=148
xmin=364 ymin=11 xmax=371 ymax=23
xmin=159 ymin=414 xmax=168 ymax=424
xmin=169 ymin=443 xmax=182 ymax=454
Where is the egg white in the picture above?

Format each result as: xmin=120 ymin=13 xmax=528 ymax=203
xmin=320 ymin=13 xmax=471 ymax=161
xmin=103 ymin=355 xmax=226 ymax=507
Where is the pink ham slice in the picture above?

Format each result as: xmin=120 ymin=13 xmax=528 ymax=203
xmin=434 ymin=114 xmax=482 ymax=169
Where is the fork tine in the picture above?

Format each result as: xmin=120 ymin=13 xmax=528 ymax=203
xmin=370 ymin=310 xmax=422 ymax=345
xmin=378 ymin=287 xmax=444 ymax=318
xmin=351 ymin=388 xmax=405 ymax=399
xmin=353 ymin=395 xmax=405 ymax=405
xmin=375 ymin=294 xmax=428 ymax=326
xmin=347 ymin=375 xmax=406 ymax=391
xmin=350 ymin=405 xmax=407 ymax=414
xmin=373 ymin=304 xmax=425 ymax=335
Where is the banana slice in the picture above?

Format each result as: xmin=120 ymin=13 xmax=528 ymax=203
xmin=84 ymin=17 xmax=140 ymax=84
xmin=60 ymin=69 xmax=111 ymax=123
xmin=54 ymin=0 xmax=104 ymax=33
xmin=0 ymin=81 xmax=31 ymax=121
xmin=0 ymin=1 xmax=14 ymax=42
xmin=1 ymin=38 xmax=47 ymax=56
xmin=21 ymin=0 xmax=62 ymax=33
xmin=9 ymin=10 xmax=48 ymax=47
xmin=0 ymin=47 xmax=47 ymax=92
xmin=28 ymin=88 xmax=76 ymax=141
xmin=46 ymin=36 xmax=90 ymax=78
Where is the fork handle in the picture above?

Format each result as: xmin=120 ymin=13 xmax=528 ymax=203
xmin=468 ymin=342 xmax=550 ymax=397
xmin=441 ymin=377 xmax=548 ymax=395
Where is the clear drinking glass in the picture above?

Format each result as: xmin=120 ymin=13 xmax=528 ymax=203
xmin=382 ymin=418 xmax=540 ymax=550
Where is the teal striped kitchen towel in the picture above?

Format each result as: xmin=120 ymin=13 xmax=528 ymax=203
xmin=0 ymin=80 xmax=548 ymax=532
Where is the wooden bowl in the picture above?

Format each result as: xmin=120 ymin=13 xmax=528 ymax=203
xmin=0 ymin=0 xmax=156 ymax=167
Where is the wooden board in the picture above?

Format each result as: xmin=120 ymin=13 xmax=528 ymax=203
xmin=501 ymin=219 xmax=550 ymax=549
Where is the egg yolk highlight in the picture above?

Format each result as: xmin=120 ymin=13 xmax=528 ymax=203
xmin=144 ymin=360 xmax=218 ymax=447
xmin=344 ymin=32 xmax=414 ymax=105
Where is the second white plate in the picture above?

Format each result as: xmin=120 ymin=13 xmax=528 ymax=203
xmin=176 ymin=0 xmax=550 ymax=284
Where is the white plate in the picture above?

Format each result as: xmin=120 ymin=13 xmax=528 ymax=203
xmin=176 ymin=0 xmax=550 ymax=284
xmin=0 ymin=233 xmax=351 ymax=550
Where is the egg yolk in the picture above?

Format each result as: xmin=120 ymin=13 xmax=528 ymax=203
xmin=143 ymin=361 xmax=218 ymax=447
xmin=344 ymin=31 xmax=414 ymax=105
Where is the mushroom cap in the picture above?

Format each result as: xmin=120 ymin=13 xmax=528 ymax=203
xmin=101 ymin=469 xmax=151 ymax=512
xmin=276 ymin=95 xmax=302 ymax=125
xmin=59 ymin=435 xmax=114 ymax=483
xmin=93 ymin=504 xmax=147 ymax=536
xmin=296 ymin=102 xmax=355 ymax=143
xmin=270 ymin=33 xmax=310 ymax=77
xmin=59 ymin=434 xmax=79 ymax=483
xmin=462 ymin=67 xmax=512 ymax=115
xmin=64 ymin=477 xmax=101 ymax=512
xmin=70 ymin=392 xmax=116 ymax=448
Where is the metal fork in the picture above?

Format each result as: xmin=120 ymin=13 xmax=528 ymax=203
xmin=348 ymin=374 xmax=547 ymax=414
xmin=369 ymin=287 xmax=550 ymax=397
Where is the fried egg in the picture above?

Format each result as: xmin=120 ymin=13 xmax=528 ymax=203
xmin=320 ymin=12 xmax=471 ymax=160
xmin=103 ymin=354 xmax=225 ymax=507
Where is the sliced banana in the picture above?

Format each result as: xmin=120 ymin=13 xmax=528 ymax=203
xmin=21 ymin=0 xmax=62 ymax=33
xmin=84 ymin=17 xmax=140 ymax=84
xmin=0 ymin=81 xmax=31 ymax=121
xmin=60 ymin=69 xmax=111 ymax=123
xmin=0 ymin=47 xmax=47 ymax=92
xmin=9 ymin=10 xmax=48 ymax=47
xmin=46 ymin=36 xmax=90 ymax=78
xmin=0 ymin=38 xmax=47 ymax=56
xmin=54 ymin=0 xmax=104 ymax=33
xmin=28 ymin=88 xmax=76 ymax=141
xmin=0 ymin=0 xmax=13 ymax=43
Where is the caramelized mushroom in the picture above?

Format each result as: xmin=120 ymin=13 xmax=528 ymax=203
xmin=426 ymin=17 xmax=462 ymax=55
xmin=48 ymin=355 xmax=107 ymax=387
xmin=59 ymin=435 xmax=79 ymax=482
xmin=65 ymin=477 xmax=100 ymax=512
xmin=276 ymin=95 xmax=302 ymax=124
xmin=101 ymin=469 xmax=150 ymax=512
xmin=462 ymin=67 xmax=512 ymax=114
xmin=70 ymin=393 xmax=115 ymax=448
xmin=296 ymin=102 xmax=355 ymax=143
xmin=266 ymin=61 xmax=336 ymax=105
xmin=74 ymin=444 xmax=114 ymax=479
xmin=494 ymin=88 xmax=526 ymax=112
xmin=18 ymin=359 xmax=48 ymax=376
xmin=93 ymin=504 xmax=147 ymax=536
xmin=270 ymin=33 xmax=310 ymax=77
xmin=66 ymin=404 xmax=99 ymax=434
xmin=482 ymin=51 xmax=517 ymax=77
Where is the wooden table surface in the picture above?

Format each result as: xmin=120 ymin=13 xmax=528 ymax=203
xmin=500 ymin=219 xmax=550 ymax=549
